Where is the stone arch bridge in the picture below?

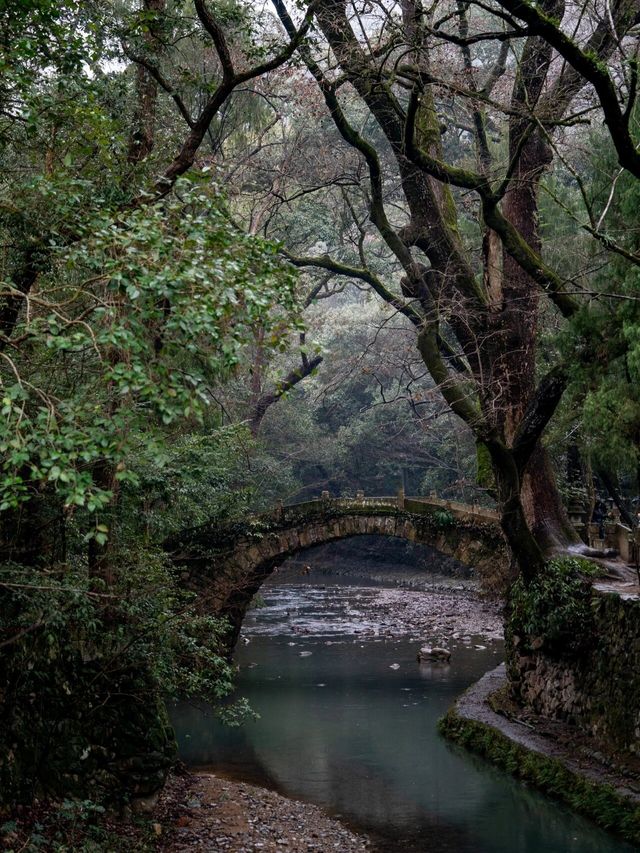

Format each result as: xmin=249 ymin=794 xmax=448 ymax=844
xmin=165 ymin=493 xmax=508 ymax=649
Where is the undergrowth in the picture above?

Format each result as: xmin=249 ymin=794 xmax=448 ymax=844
xmin=0 ymin=798 xmax=158 ymax=852
xmin=508 ymin=557 xmax=598 ymax=656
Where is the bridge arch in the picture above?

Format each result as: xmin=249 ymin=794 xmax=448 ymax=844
xmin=166 ymin=495 xmax=508 ymax=650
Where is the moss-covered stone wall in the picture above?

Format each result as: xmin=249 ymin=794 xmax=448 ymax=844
xmin=508 ymin=586 xmax=640 ymax=754
xmin=0 ymin=646 xmax=176 ymax=810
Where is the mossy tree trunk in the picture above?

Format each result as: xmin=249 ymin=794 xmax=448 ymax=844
xmin=300 ymin=0 xmax=593 ymax=580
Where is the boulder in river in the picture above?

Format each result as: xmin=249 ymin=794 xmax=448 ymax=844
xmin=417 ymin=645 xmax=451 ymax=663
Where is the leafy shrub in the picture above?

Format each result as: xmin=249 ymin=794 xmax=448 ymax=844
xmin=432 ymin=509 xmax=455 ymax=529
xmin=0 ymin=549 xmax=250 ymax=805
xmin=508 ymin=558 xmax=596 ymax=656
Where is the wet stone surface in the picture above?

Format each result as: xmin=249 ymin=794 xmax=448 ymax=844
xmin=245 ymin=580 xmax=503 ymax=644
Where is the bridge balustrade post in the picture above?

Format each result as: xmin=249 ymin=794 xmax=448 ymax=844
xmin=633 ymin=528 xmax=640 ymax=585
xmin=397 ymin=487 xmax=405 ymax=510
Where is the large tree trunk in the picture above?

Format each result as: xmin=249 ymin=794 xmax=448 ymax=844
xmin=494 ymin=5 xmax=579 ymax=553
xmin=311 ymin=0 xmax=577 ymax=579
xmin=522 ymin=446 xmax=577 ymax=550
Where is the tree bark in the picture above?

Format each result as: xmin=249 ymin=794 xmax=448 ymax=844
xmin=494 ymin=0 xmax=579 ymax=551
xmin=127 ymin=0 xmax=166 ymax=165
xmin=596 ymin=466 xmax=636 ymax=529
xmin=299 ymin=0 xmax=582 ymax=578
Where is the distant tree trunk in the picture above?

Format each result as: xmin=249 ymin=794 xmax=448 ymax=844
xmin=249 ymin=352 xmax=323 ymax=436
xmin=127 ymin=0 xmax=166 ymax=165
xmin=596 ymin=466 xmax=636 ymax=529
xmin=0 ymin=490 xmax=66 ymax=568
xmin=87 ymin=459 xmax=117 ymax=584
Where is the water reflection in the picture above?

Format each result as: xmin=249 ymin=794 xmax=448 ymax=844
xmin=170 ymin=583 xmax=637 ymax=853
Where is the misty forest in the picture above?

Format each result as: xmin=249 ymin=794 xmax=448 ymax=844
xmin=2 ymin=0 xmax=640 ymax=850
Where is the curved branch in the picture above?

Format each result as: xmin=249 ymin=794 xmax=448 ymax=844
xmin=494 ymin=0 xmax=640 ymax=178
xmin=512 ymin=366 xmax=568 ymax=472
xmin=282 ymin=250 xmax=424 ymax=325
xmin=249 ymin=354 xmax=323 ymax=435
xmin=404 ymin=89 xmax=489 ymax=191
xmin=151 ymin=1 xmax=319 ymax=198
xmin=122 ymin=48 xmax=195 ymax=128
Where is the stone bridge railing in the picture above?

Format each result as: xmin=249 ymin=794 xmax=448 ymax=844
xmin=271 ymin=490 xmax=500 ymax=528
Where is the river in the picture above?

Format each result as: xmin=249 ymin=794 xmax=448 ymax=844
xmin=169 ymin=576 xmax=637 ymax=853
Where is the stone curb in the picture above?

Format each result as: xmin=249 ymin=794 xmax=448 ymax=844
xmin=441 ymin=664 xmax=640 ymax=845
xmin=449 ymin=663 xmax=640 ymax=802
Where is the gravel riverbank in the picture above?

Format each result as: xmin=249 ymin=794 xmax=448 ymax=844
xmin=158 ymin=772 xmax=373 ymax=852
xmin=362 ymin=586 xmax=503 ymax=641
xmin=247 ymin=581 xmax=504 ymax=646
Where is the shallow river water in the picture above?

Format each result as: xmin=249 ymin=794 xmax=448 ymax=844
xmin=170 ymin=579 xmax=638 ymax=853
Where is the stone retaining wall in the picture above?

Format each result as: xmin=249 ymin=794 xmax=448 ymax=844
xmin=508 ymin=592 xmax=640 ymax=754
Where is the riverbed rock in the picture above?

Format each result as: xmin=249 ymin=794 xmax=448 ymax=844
xmin=417 ymin=645 xmax=451 ymax=662
xmin=131 ymin=792 xmax=160 ymax=814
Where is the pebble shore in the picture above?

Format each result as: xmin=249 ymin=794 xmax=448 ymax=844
xmin=159 ymin=772 xmax=372 ymax=852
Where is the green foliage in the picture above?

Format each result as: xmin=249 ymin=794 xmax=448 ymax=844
xmin=1 ymin=797 xmax=157 ymax=851
xmin=0 ymin=179 xmax=298 ymax=515
xmin=508 ymin=558 xmax=597 ymax=655
xmin=122 ymin=425 xmax=256 ymax=542
xmin=0 ymin=550 xmax=244 ymax=708
xmin=0 ymin=549 xmax=250 ymax=804
xmin=545 ymin=116 xmax=640 ymax=501
xmin=0 ymin=2 xmax=105 ymax=88
xmin=251 ymin=294 xmax=483 ymax=506
xmin=0 ymin=0 xmax=306 ymax=813
xmin=432 ymin=508 xmax=455 ymax=529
